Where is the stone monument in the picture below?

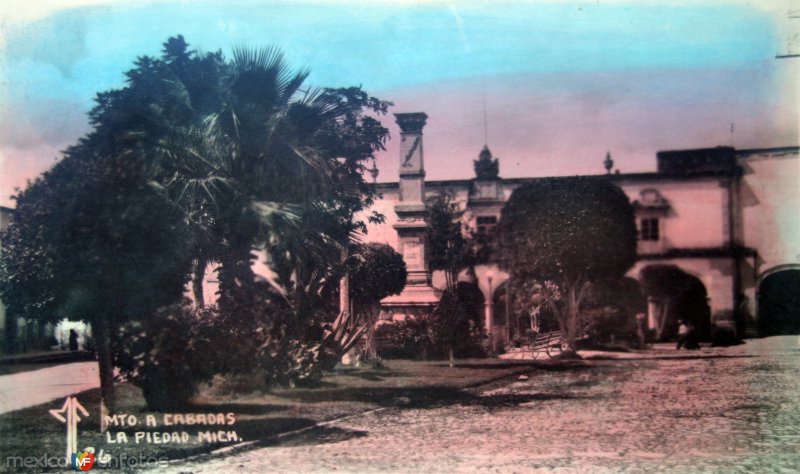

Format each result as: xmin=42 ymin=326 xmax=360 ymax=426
xmin=381 ymin=112 xmax=439 ymax=316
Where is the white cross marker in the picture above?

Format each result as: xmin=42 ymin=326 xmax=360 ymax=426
xmin=49 ymin=396 xmax=89 ymax=463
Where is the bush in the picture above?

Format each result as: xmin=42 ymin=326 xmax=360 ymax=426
xmin=431 ymin=289 xmax=485 ymax=359
xmin=114 ymin=301 xmax=216 ymax=411
xmin=581 ymin=306 xmax=636 ymax=346
xmin=580 ymin=277 xmax=645 ymax=347
xmin=115 ymin=282 xmax=337 ymax=407
xmin=378 ymin=315 xmax=435 ymax=360
xmin=378 ymin=306 xmax=484 ymax=361
xmin=212 ymin=281 xmax=325 ymax=388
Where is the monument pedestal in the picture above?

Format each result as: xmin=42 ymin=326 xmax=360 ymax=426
xmin=380 ymin=112 xmax=438 ymax=319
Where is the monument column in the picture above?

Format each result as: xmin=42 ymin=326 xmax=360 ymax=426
xmin=381 ymin=112 xmax=439 ymax=312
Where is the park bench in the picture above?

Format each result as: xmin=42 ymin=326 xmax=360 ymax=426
xmin=507 ymin=330 xmax=565 ymax=359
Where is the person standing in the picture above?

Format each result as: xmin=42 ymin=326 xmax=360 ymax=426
xmin=685 ymin=321 xmax=700 ymax=350
xmin=676 ymin=320 xmax=690 ymax=350
xmin=68 ymin=329 xmax=79 ymax=351
xmin=636 ymin=312 xmax=647 ymax=349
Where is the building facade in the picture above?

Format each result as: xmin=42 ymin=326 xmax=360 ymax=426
xmin=362 ymin=113 xmax=800 ymax=347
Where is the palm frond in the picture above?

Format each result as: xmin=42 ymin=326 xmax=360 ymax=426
xmin=289 ymin=145 xmax=333 ymax=178
xmin=281 ymin=69 xmax=311 ymax=103
xmin=249 ymin=200 xmax=300 ymax=223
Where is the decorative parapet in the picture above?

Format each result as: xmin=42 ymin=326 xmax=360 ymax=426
xmin=632 ymin=189 xmax=670 ymax=211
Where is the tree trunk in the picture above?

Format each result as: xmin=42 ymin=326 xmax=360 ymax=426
xmin=217 ymin=239 xmax=256 ymax=312
xmin=94 ymin=319 xmax=116 ymax=410
xmin=448 ymin=346 xmax=455 ymax=368
xmin=561 ymin=283 xmax=581 ymax=359
xmin=192 ymin=256 xmax=207 ymax=308
xmin=364 ymin=306 xmax=379 ymax=360
xmin=340 ymin=248 xmax=350 ymax=322
xmin=657 ymin=300 xmax=671 ymax=340
xmin=37 ymin=321 xmax=47 ymax=349
xmin=4 ymin=315 xmax=19 ymax=354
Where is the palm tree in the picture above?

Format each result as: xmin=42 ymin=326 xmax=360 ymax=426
xmin=88 ymin=37 xmax=392 ymax=380
xmin=93 ymin=39 xmax=337 ymax=308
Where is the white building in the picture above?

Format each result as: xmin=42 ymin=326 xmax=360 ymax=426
xmin=361 ymin=113 xmax=800 ymax=348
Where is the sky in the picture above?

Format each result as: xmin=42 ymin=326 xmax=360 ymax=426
xmin=0 ymin=0 xmax=798 ymax=207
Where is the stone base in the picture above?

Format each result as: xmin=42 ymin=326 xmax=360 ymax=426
xmin=380 ymin=284 xmax=440 ymax=321
xmin=381 ymin=284 xmax=440 ymax=307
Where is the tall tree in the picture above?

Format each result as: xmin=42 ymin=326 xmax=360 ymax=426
xmin=494 ymin=177 xmax=637 ymax=356
xmin=85 ymin=37 xmax=391 ymax=317
xmin=426 ymin=192 xmax=485 ymax=364
xmin=2 ymin=35 xmax=394 ymax=395
xmin=426 ymin=191 xmax=473 ymax=291
xmin=346 ymin=243 xmax=407 ymax=359
xmin=85 ymin=36 xmax=226 ymax=306
xmin=0 ymin=149 xmax=191 ymax=405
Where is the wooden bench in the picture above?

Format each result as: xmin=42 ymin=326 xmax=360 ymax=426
xmin=507 ymin=330 xmax=565 ymax=359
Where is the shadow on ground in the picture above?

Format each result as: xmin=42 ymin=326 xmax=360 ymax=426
xmin=582 ymin=353 xmax=756 ymax=361
xmin=0 ymin=358 xmax=616 ymax=471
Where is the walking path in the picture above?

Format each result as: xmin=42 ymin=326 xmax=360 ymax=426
xmin=0 ymin=361 xmax=99 ymax=414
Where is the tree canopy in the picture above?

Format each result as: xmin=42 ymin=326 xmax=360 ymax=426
xmin=0 ymin=35 xmax=394 ymax=395
xmin=81 ymin=37 xmax=392 ymax=312
xmin=495 ymin=177 xmax=637 ymax=354
xmin=348 ymin=243 xmax=407 ymax=306
xmin=0 ymin=147 xmax=191 ymax=398
xmin=496 ymin=177 xmax=637 ymax=284
xmin=345 ymin=243 xmax=407 ymax=360
xmin=426 ymin=191 xmax=473 ymax=290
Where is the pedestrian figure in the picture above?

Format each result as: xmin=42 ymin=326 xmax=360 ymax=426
xmin=685 ymin=321 xmax=700 ymax=350
xmin=636 ymin=312 xmax=647 ymax=349
xmin=676 ymin=320 xmax=690 ymax=350
xmin=68 ymin=329 xmax=79 ymax=351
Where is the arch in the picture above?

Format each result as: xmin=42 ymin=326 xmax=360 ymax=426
xmin=757 ymin=264 xmax=800 ymax=287
xmin=757 ymin=267 xmax=800 ymax=336
xmin=639 ymin=264 xmax=711 ymax=340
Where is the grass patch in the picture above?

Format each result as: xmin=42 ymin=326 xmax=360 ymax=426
xmin=0 ymin=358 xmax=559 ymax=472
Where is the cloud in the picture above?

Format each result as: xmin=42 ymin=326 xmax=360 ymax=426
xmin=3 ymin=8 xmax=92 ymax=78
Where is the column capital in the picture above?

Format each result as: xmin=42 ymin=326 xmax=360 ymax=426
xmin=395 ymin=112 xmax=428 ymax=134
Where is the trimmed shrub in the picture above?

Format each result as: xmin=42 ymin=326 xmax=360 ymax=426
xmin=114 ymin=301 xmax=216 ymax=411
xmin=379 ymin=315 xmax=435 ymax=360
xmin=211 ymin=282 xmax=325 ymax=388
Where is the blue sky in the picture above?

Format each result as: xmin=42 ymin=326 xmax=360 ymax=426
xmin=1 ymin=0 xmax=797 ymax=206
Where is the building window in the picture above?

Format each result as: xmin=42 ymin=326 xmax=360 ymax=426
xmin=640 ymin=218 xmax=660 ymax=241
xmin=476 ymin=216 xmax=498 ymax=235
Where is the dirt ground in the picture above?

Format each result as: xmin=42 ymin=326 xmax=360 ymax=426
xmin=162 ymin=336 xmax=800 ymax=473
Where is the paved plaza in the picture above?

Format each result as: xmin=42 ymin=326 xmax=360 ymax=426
xmin=165 ymin=336 xmax=800 ymax=473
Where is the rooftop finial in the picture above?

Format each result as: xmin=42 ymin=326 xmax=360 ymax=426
xmin=474 ymin=145 xmax=499 ymax=180
xmin=604 ymin=151 xmax=614 ymax=174
xmin=368 ymin=158 xmax=379 ymax=183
